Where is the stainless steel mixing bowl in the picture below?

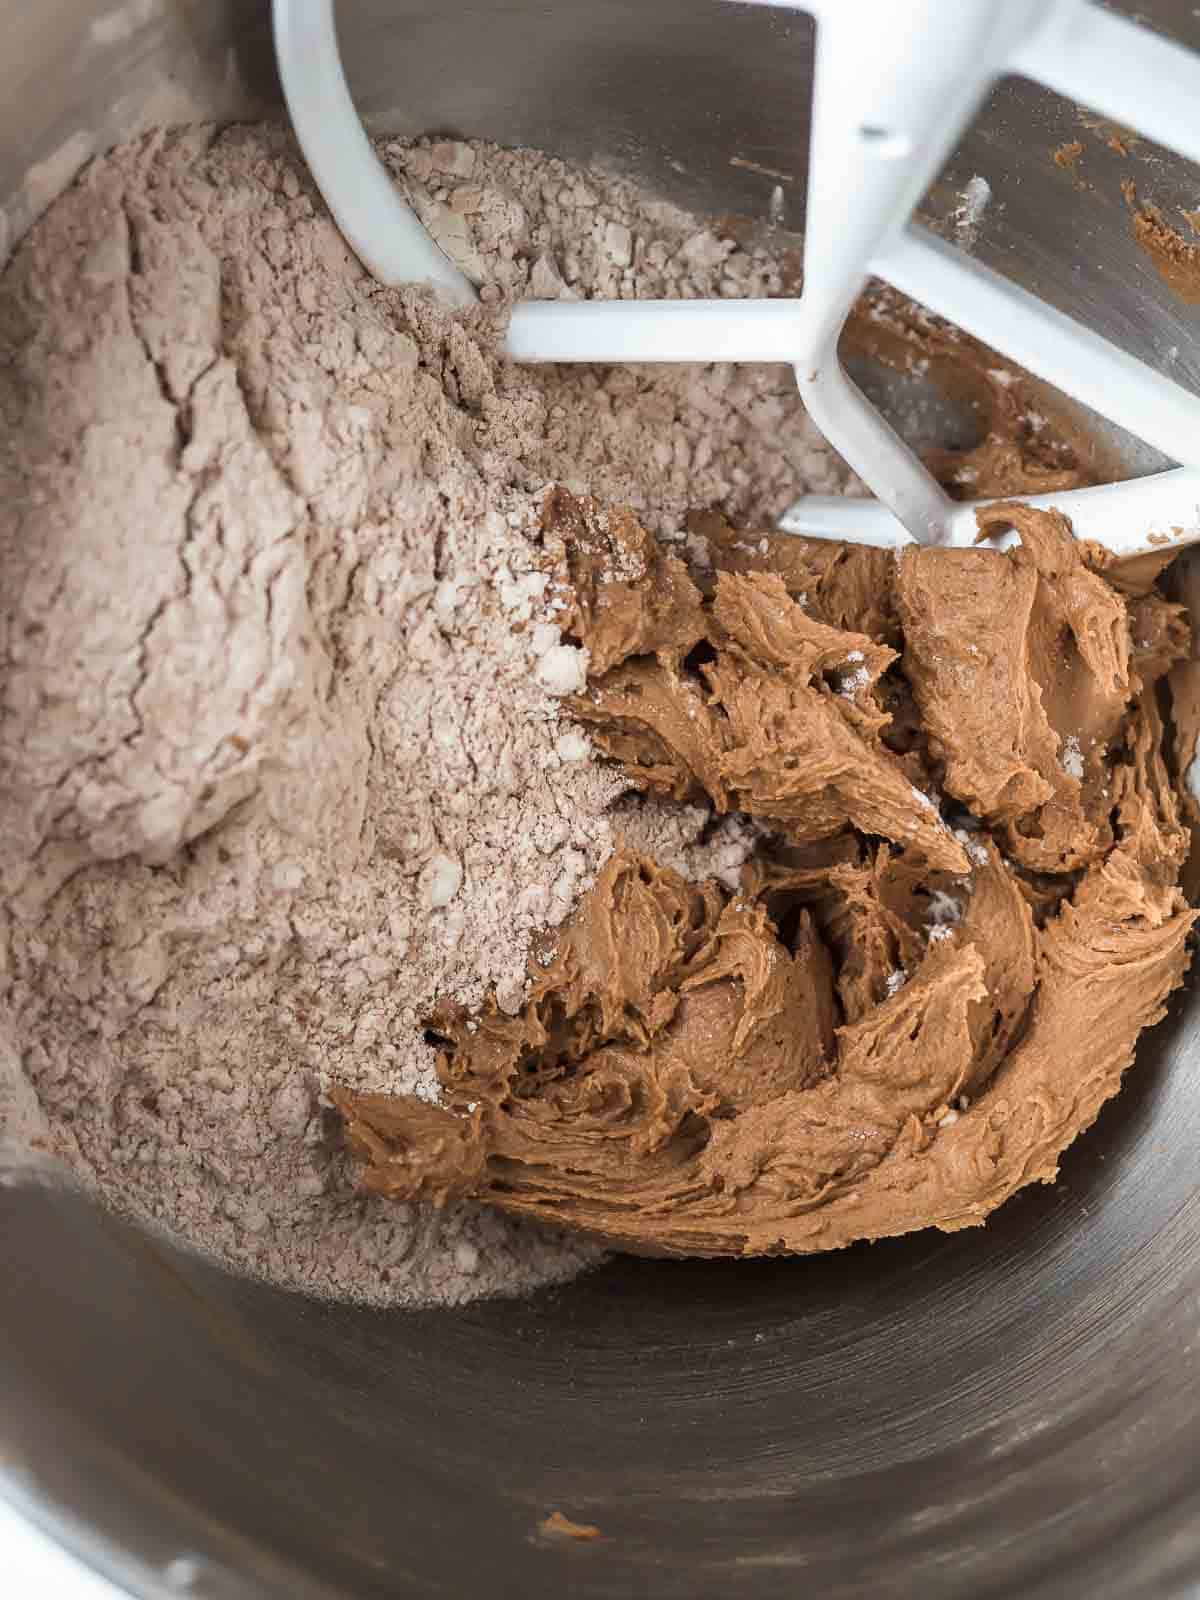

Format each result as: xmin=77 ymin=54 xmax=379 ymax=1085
xmin=4 ymin=3 xmax=1200 ymax=1596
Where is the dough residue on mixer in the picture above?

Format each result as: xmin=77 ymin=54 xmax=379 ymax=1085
xmin=338 ymin=493 xmax=1197 ymax=1256
xmin=1122 ymin=178 xmax=1200 ymax=306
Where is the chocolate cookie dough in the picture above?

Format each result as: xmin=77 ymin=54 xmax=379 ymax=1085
xmin=336 ymin=494 xmax=1195 ymax=1257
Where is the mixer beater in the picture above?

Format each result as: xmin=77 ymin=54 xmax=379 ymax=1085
xmin=275 ymin=0 xmax=1200 ymax=557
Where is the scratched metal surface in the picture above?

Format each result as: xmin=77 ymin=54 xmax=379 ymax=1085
xmin=2 ymin=3 xmax=1200 ymax=1597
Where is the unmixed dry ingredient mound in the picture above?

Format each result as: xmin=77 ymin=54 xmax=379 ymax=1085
xmin=0 ymin=124 xmax=862 ymax=1306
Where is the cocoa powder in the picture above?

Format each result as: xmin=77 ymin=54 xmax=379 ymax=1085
xmin=0 ymin=125 xmax=854 ymax=1305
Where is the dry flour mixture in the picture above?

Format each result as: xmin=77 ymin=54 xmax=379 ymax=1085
xmin=0 ymin=125 xmax=856 ymax=1305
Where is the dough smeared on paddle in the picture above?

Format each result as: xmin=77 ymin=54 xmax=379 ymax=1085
xmin=336 ymin=495 xmax=1195 ymax=1257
